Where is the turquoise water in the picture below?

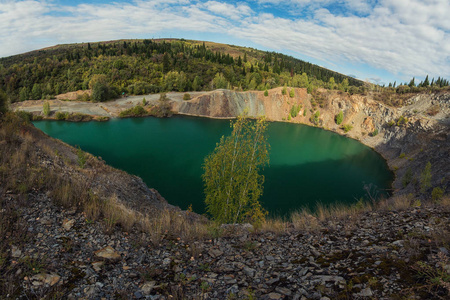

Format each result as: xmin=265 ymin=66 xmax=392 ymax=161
xmin=34 ymin=116 xmax=393 ymax=216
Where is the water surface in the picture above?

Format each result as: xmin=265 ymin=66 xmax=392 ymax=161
xmin=34 ymin=116 xmax=393 ymax=216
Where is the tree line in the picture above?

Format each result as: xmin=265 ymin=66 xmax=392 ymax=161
xmin=0 ymin=39 xmax=362 ymax=103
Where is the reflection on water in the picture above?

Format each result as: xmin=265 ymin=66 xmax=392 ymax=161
xmin=34 ymin=116 xmax=393 ymax=216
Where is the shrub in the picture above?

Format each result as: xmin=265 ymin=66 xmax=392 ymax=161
xmin=342 ymin=124 xmax=353 ymax=132
xmin=119 ymin=105 xmax=146 ymax=118
xmin=183 ymin=93 xmax=191 ymax=100
xmin=388 ymin=120 xmax=395 ymax=126
xmin=396 ymin=115 xmax=409 ymax=126
xmin=402 ymin=168 xmax=413 ymax=187
xmin=55 ymin=111 xmax=68 ymax=120
xmin=335 ymin=111 xmax=343 ymax=125
xmin=431 ymin=187 xmax=444 ymax=201
xmin=399 ymin=153 xmax=406 ymax=158
xmin=15 ymin=111 xmax=33 ymax=123
xmin=77 ymin=146 xmax=87 ymax=169
xmin=282 ymin=85 xmax=287 ymax=95
xmin=310 ymin=111 xmax=320 ymax=125
xmin=372 ymin=129 xmax=379 ymax=136
xmin=426 ymin=105 xmax=440 ymax=116
xmin=290 ymin=104 xmax=302 ymax=118
xmin=303 ymin=109 xmax=307 ymax=116
xmin=289 ymin=89 xmax=295 ymax=98
xmin=142 ymin=97 xmax=147 ymax=105
xmin=420 ymin=162 xmax=432 ymax=193
xmin=264 ymin=89 xmax=268 ymax=97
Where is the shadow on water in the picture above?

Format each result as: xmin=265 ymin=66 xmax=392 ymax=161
xmin=33 ymin=116 xmax=393 ymax=217
xmin=262 ymin=151 xmax=393 ymax=217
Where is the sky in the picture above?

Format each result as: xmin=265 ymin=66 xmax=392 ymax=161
xmin=1 ymin=0 xmax=449 ymax=85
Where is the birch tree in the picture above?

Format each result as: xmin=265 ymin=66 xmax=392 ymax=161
xmin=202 ymin=114 xmax=269 ymax=225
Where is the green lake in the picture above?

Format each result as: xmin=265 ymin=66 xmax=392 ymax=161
xmin=34 ymin=116 xmax=393 ymax=216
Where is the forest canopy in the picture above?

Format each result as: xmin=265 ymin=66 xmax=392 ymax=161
xmin=0 ymin=39 xmax=363 ymax=102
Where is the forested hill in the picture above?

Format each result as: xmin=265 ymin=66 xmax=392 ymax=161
xmin=0 ymin=39 xmax=362 ymax=103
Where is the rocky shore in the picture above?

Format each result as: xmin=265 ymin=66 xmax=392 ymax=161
xmin=3 ymin=191 xmax=449 ymax=299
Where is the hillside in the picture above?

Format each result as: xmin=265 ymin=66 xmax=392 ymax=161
xmin=0 ymin=39 xmax=362 ymax=103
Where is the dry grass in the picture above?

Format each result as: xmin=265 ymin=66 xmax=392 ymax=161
xmin=437 ymin=196 xmax=450 ymax=211
xmin=377 ymin=194 xmax=412 ymax=211
xmin=291 ymin=210 xmax=321 ymax=232
xmin=259 ymin=218 xmax=288 ymax=234
xmin=142 ymin=210 xmax=209 ymax=245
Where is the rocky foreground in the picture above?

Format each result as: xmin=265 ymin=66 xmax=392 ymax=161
xmin=3 ymin=190 xmax=449 ymax=299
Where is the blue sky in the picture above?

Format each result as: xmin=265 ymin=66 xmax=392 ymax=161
xmin=1 ymin=0 xmax=449 ymax=85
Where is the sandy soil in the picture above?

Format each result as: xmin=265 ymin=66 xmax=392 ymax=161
xmin=11 ymin=91 xmax=207 ymax=118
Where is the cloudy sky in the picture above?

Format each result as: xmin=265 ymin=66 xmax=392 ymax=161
xmin=1 ymin=0 xmax=449 ymax=85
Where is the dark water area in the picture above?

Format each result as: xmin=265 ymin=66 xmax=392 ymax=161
xmin=34 ymin=116 xmax=393 ymax=217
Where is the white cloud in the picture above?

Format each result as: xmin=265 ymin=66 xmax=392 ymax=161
xmin=202 ymin=1 xmax=253 ymax=20
xmin=0 ymin=0 xmax=449 ymax=82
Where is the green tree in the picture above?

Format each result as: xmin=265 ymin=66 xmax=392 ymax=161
xmin=0 ymin=89 xmax=8 ymax=115
xmin=289 ymin=88 xmax=295 ymax=98
xmin=19 ymin=87 xmax=29 ymax=101
xmin=192 ymin=76 xmax=201 ymax=91
xmin=335 ymin=111 xmax=343 ymax=125
xmin=31 ymin=83 xmax=42 ymax=100
xmin=156 ymin=93 xmax=171 ymax=117
xmin=90 ymin=74 xmax=111 ymax=102
xmin=282 ymin=84 xmax=287 ymax=95
xmin=212 ymin=72 xmax=228 ymax=89
xmin=92 ymin=81 xmax=110 ymax=102
xmin=43 ymin=101 xmax=50 ymax=116
xmin=420 ymin=162 xmax=432 ymax=193
xmin=202 ymin=115 xmax=269 ymax=225
xmin=264 ymin=89 xmax=268 ymax=97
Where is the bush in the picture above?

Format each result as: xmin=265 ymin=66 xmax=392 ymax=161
xmin=142 ymin=97 xmax=147 ymax=106
xmin=342 ymin=124 xmax=353 ymax=132
xmin=282 ymin=85 xmax=287 ymax=95
xmin=310 ymin=111 xmax=320 ymax=125
xmin=183 ymin=93 xmax=191 ymax=100
xmin=290 ymin=104 xmax=302 ymax=118
xmin=335 ymin=111 xmax=343 ymax=125
xmin=264 ymin=89 xmax=268 ymax=97
xmin=289 ymin=89 xmax=295 ymax=98
xmin=372 ymin=129 xmax=379 ymax=136
xmin=420 ymin=162 xmax=432 ymax=193
xmin=396 ymin=115 xmax=409 ymax=126
xmin=66 ymin=113 xmax=93 ymax=122
xmin=119 ymin=105 xmax=147 ymax=118
xmin=77 ymin=146 xmax=87 ymax=168
xmin=15 ymin=111 xmax=33 ymax=123
xmin=431 ymin=187 xmax=444 ymax=201
xmin=55 ymin=111 xmax=68 ymax=120
xmin=402 ymin=168 xmax=413 ymax=187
